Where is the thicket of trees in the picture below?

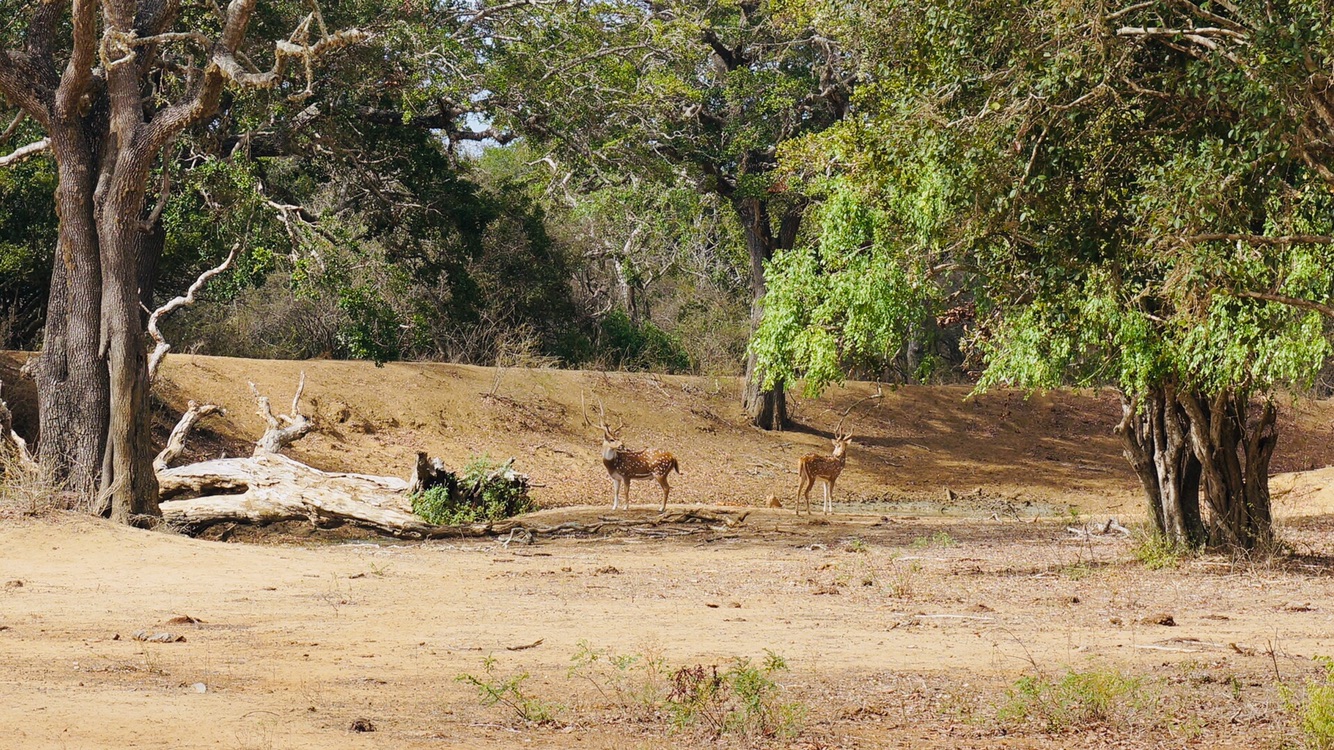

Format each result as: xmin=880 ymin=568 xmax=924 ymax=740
xmin=2 ymin=0 xmax=1333 ymax=548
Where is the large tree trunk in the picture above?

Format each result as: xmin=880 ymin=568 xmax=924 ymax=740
xmin=736 ymin=196 xmax=789 ymax=431
xmin=1115 ymin=385 xmax=1206 ymax=547
xmin=1178 ymin=390 xmax=1278 ymax=550
xmin=30 ymin=120 xmax=108 ymax=497
xmin=87 ymin=44 xmax=164 ymax=524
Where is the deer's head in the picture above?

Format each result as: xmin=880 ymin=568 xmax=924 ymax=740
xmin=831 ymin=434 xmax=852 ymax=458
xmin=584 ymin=391 xmax=625 ymax=459
xmin=600 ymin=424 xmax=625 ymax=460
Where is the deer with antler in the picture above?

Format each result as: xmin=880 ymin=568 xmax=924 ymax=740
xmin=795 ymin=389 xmax=882 ymax=515
xmin=584 ymin=393 xmax=680 ymax=511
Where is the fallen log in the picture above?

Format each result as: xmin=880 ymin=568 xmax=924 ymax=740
xmin=158 ymin=452 xmax=747 ymax=540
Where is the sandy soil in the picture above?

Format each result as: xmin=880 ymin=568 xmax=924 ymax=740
xmin=2 ymin=355 xmax=1334 ymax=748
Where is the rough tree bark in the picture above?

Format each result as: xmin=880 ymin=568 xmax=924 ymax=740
xmin=1178 ymin=389 xmax=1278 ymax=550
xmin=1114 ymin=385 xmax=1206 ymax=547
xmin=737 ymin=196 xmax=796 ymax=431
xmin=0 ymin=0 xmax=363 ymax=523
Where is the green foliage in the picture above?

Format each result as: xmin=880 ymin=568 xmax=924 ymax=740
xmin=0 ymin=151 xmax=56 ymax=348
xmin=457 ymin=655 xmax=562 ymax=726
xmin=753 ymin=188 xmax=935 ymax=393
xmin=753 ymin=0 xmax=1334 ymax=407
xmin=1133 ymin=533 xmax=1191 ymax=571
xmin=597 ymin=310 xmax=693 ymax=373
xmin=665 ymin=651 xmax=805 ymax=740
xmin=1288 ymin=658 xmax=1334 ymax=750
xmin=997 ymin=668 xmax=1151 ymax=732
xmin=410 ymin=456 xmax=534 ymax=526
xmin=909 ymin=531 xmax=957 ymax=549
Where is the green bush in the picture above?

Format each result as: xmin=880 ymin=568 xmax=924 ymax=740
xmin=410 ymin=455 xmax=534 ymax=525
xmin=458 ymin=655 xmax=562 ymax=726
xmin=597 ymin=309 xmax=692 ymax=373
xmin=666 ymin=651 xmax=805 ymax=739
xmin=997 ymin=668 xmax=1151 ymax=732
xmin=1286 ymin=657 xmax=1334 ymax=750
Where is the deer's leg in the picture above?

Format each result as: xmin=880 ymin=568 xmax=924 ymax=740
xmin=623 ymin=479 xmax=631 ymax=509
xmin=823 ymin=480 xmax=832 ymax=515
xmin=610 ymin=477 xmax=619 ymax=509
xmin=796 ymin=475 xmax=808 ymax=515
xmin=658 ymin=473 xmax=670 ymax=512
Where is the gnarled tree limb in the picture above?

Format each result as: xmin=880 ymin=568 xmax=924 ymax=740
xmin=147 ymin=243 xmax=240 ymax=381
xmin=154 ymin=400 xmax=224 ymax=472
xmin=250 ymin=373 xmax=312 ymax=455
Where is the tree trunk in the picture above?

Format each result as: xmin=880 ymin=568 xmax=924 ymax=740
xmin=736 ymin=196 xmax=788 ymax=430
xmin=1177 ymin=389 xmax=1277 ymax=550
xmin=30 ymin=122 xmax=107 ymax=497
xmin=1114 ymin=385 xmax=1206 ymax=547
xmin=94 ymin=139 xmax=160 ymax=524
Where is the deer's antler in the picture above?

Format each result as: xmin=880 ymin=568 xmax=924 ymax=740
xmin=834 ymin=385 xmax=884 ymax=439
xmin=582 ymin=390 xmax=618 ymax=438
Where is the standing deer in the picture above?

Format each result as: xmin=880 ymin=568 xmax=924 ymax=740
xmin=796 ymin=434 xmax=852 ymax=515
xmin=584 ymin=394 xmax=680 ymax=511
xmin=795 ymin=389 xmax=882 ymax=515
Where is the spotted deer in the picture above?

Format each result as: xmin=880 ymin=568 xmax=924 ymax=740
xmin=796 ymin=434 xmax=851 ymax=515
xmin=583 ymin=393 xmax=680 ymax=511
xmin=795 ymin=389 xmax=882 ymax=515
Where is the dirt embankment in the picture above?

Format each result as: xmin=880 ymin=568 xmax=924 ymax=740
xmin=5 ymin=352 xmax=1334 ymax=518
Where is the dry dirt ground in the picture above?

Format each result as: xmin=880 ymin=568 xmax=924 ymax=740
xmin=3 ymin=354 xmax=1334 ymax=748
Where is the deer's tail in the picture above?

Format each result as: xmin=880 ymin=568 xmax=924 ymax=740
xmin=672 ymin=457 xmax=681 ymax=476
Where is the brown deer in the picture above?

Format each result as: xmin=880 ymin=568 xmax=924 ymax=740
xmin=796 ymin=434 xmax=852 ymax=515
xmin=583 ymin=393 xmax=680 ymax=511
xmin=795 ymin=389 xmax=882 ymax=515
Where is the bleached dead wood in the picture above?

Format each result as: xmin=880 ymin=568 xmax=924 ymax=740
xmin=0 ymin=383 xmax=33 ymax=467
xmin=147 ymin=244 xmax=240 ymax=382
xmin=154 ymin=400 xmax=225 ymax=472
xmin=158 ymin=452 xmax=427 ymax=536
xmin=250 ymin=373 xmax=312 ymax=455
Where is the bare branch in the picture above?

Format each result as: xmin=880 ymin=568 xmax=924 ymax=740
xmin=147 ymin=243 xmax=240 ymax=381
xmin=154 ymin=400 xmax=225 ymax=472
xmin=1104 ymin=1 xmax=1156 ymax=22
xmin=1181 ymin=233 xmax=1334 ymax=246
xmin=1231 ymin=290 xmax=1334 ymax=319
xmin=1116 ymin=26 xmax=1250 ymax=42
xmin=0 ymin=138 xmax=49 ymax=167
xmin=249 ymin=373 xmax=312 ymax=456
xmin=144 ymin=0 xmax=366 ymax=155
xmin=0 ymin=112 xmax=25 ymax=144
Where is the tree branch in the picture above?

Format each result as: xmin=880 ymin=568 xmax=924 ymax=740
xmin=0 ymin=138 xmax=50 ymax=167
xmin=154 ymin=400 xmax=225 ymax=472
xmin=54 ymin=0 xmax=98 ymax=119
xmin=1231 ymin=290 xmax=1334 ymax=319
xmin=147 ymin=243 xmax=240 ymax=381
xmin=1181 ymin=232 xmax=1334 ymax=246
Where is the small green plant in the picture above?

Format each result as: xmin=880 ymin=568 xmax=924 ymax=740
xmin=666 ymin=650 xmax=804 ymax=739
xmin=997 ymin=668 xmax=1151 ymax=732
xmin=1284 ymin=657 xmax=1334 ymax=749
xmin=1133 ymin=533 xmax=1189 ymax=570
xmin=845 ymin=537 xmax=869 ymax=553
xmin=457 ymin=655 xmax=561 ymax=725
xmin=1062 ymin=562 xmax=1092 ymax=581
xmin=910 ymin=531 xmax=957 ymax=549
xmin=884 ymin=559 xmax=922 ymax=599
xmin=411 ymin=454 xmax=534 ymax=525
xmin=568 ymin=640 xmax=670 ymax=719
